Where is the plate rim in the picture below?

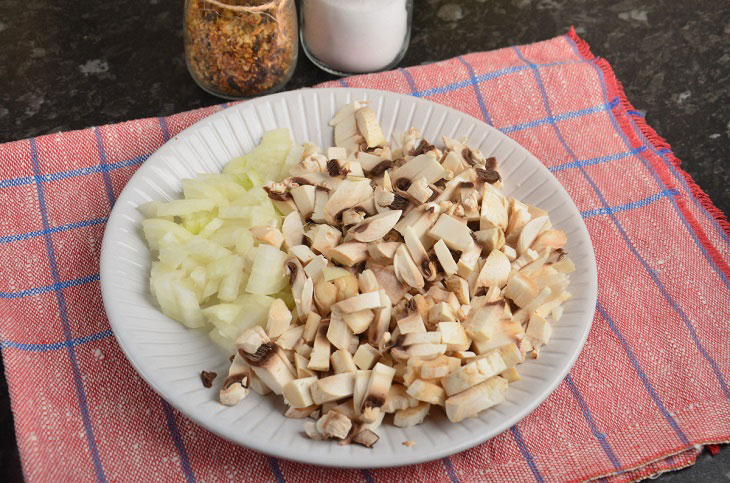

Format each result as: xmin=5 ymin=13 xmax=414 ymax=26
xmin=100 ymin=87 xmax=597 ymax=468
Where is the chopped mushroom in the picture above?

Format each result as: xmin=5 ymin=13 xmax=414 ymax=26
xmin=204 ymin=100 xmax=575 ymax=448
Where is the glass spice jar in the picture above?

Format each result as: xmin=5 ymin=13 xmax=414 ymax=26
xmin=184 ymin=0 xmax=298 ymax=99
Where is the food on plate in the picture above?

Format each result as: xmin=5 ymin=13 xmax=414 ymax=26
xmin=139 ymin=100 xmax=575 ymax=447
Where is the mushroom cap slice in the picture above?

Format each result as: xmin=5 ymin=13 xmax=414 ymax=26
xmin=327 ymin=242 xmax=369 ymax=267
xmin=393 ymin=401 xmax=430 ymax=428
xmin=517 ymin=216 xmax=548 ymax=256
xmin=445 ymin=376 xmax=508 ymax=423
xmin=311 ymin=372 xmax=357 ymax=405
xmin=334 ymin=291 xmax=383 ymax=313
xmin=355 ymin=106 xmax=386 ymax=148
xmin=348 ymin=210 xmax=402 ymax=243
xmin=393 ymin=244 xmax=425 ymax=289
xmin=441 ymin=351 xmax=506 ymax=396
xmin=428 ymin=214 xmax=473 ymax=252
xmin=283 ymin=376 xmax=317 ymax=408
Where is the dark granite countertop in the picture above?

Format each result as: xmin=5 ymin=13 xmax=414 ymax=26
xmin=0 ymin=0 xmax=728 ymax=480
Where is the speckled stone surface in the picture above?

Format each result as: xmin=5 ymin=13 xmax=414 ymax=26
xmin=0 ymin=0 xmax=727 ymax=480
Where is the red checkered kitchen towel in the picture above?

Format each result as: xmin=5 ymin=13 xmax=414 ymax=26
xmin=1 ymin=29 xmax=728 ymax=482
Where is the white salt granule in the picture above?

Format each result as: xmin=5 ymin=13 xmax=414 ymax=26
xmin=302 ymin=0 xmax=409 ymax=74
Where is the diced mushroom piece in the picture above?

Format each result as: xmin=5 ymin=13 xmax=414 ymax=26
xmin=453 ymin=350 xmax=476 ymax=361
xmin=347 ymin=210 xmax=402 ymax=243
xmin=500 ymin=367 xmax=521 ymax=383
xmin=248 ymin=370 xmax=272 ymax=395
xmin=308 ymin=323 xmax=331 ymax=371
xmin=441 ymin=351 xmax=506 ymax=396
xmin=403 ymin=226 xmax=437 ymax=281
xmin=400 ymin=343 xmax=447 ymax=360
xmin=355 ymin=106 xmax=386 ymax=148
xmin=327 ymin=146 xmax=347 ymax=160
xmin=428 ymin=214 xmax=473 ymax=251
xmin=307 ymin=224 xmax=342 ymax=255
xmin=240 ymin=342 xmax=295 ymax=395
xmin=285 ymin=405 xmax=317 ymax=419
xmin=236 ymin=326 xmax=270 ymax=354
xmin=311 ymin=372 xmax=356 ymax=405
xmin=340 ymin=207 xmax=365 ymax=227
xmin=383 ymin=384 xmax=419 ymax=413
xmin=289 ymin=244 xmax=317 ymax=264
xmin=393 ymin=244 xmax=425 ymax=289
xmin=277 ymin=325 xmax=304 ymax=350
xmin=438 ymin=321 xmax=471 ymax=352
xmin=370 ymin=264 xmax=409 ymax=305
xmin=302 ymin=311 xmax=321 ymax=343
xmin=480 ymin=186 xmax=508 ymax=231
xmin=393 ymin=402 xmax=431 ymax=428
xmin=420 ymin=356 xmax=451 ymax=379
xmin=219 ymin=355 xmax=249 ymax=406
xmin=340 ymin=309 xmax=373 ymax=335
xmin=359 ymin=362 xmax=396 ymax=421
xmin=290 ymin=184 xmax=316 ymax=218
xmin=304 ymin=254 xmax=328 ymax=282
xmin=316 ymin=410 xmax=353 ymax=440
xmin=368 ymin=289 xmax=392 ymax=346
xmin=428 ymin=302 xmax=456 ymax=324
xmin=335 ymin=292 xmax=383 ymax=313
xmin=357 ymin=269 xmax=379 ymax=293
xmin=250 ymin=226 xmax=285 ymax=250
xmin=333 ymin=272 xmax=359 ymax=301
xmin=282 ymin=211 xmax=304 ymax=250
xmin=353 ymin=429 xmax=380 ymax=448
xmin=324 ymin=178 xmax=373 ymax=224
xmin=457 ymin=242 xmax=483 ymax=278
xmin=313 ymin=280 xmax=336 ymax=315
xmin=505 ymin=203 xmax=532 ymax=244
xmin=526 ymin=313 xmax=552 ymax=347
xmin=406 ymin=379 xmax=445 ymax=406
xmin=334 ymin=108 xmax=364 ymax=150
xmin=401 ymin=331 xmax=442 ymax=346
xmin=352 ymin=369 xmax=372 ymax=412
xmin=471 ymin=320 xmax=525 ymax=355
xmin=445 ymin=376 xmax=508 ymax=423
xmin=327 ymin=242 xmax=369 ymax=267
xmin=533 ymin=229 xmax=567 ymax=252
xmin=331 ymin=349 xmax=358 ymax=373
xmin=294 ymin=352 xmax=316 ymax=378
xmin=304 ymin=421 xmax=325 ymax=440
xmin=406 ymin=177 xmax=433 ymax=204
xmin=294 ymin=340 xmax=312 ymax=358
xmin=329 ymin=100 xmax=367 ymax=126
xmin=504 ymin=272 xmax=539 ymax=307
xmin=497 ymin=343 xmax=524 ymax=369
xmin=502 ymin=245 xmax=517 ymax=261
xmin=433 ymin=239 xmax=459 ymax=276
xmin=444 ymin=275 xmax=470 ymax=305
xmin=473 ymin=249 xmax=511 ymax=293
xmin=463 ymin=302 xmax=503 ymax=342
xmin=474 ymin=227 xmax=505 ymax=253
xmin=266 ymin=298 xmax=292 ymax=339
xmin=397 ymin=312 xmax=427 ymax=334
xmin=283 ymin=376 xmax=317 ymax=408
xmin=367 ymin=241 xmax=401 ymax=263
xmin=353 ymin=343 xmax=380 ymax=370
xmin=310 ymin=188 xmax=329 ymax=223
xmin=517 ymin=216 xmax=548 ymax=256
xmin=327 ymin=310 xmax=353 ymax=351
xmin=391 ymin=152 xmax=446 ymax=184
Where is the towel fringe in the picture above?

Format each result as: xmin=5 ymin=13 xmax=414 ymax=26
xmin=567 ymin=27 xmax=730 ymax=238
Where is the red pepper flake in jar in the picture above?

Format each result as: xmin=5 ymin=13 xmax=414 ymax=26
xmin=184 ymin=0 xmax=298 ymax=99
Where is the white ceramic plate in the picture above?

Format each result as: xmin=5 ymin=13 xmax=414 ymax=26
xmin=100 ymin=88 xmax=597 ymax=468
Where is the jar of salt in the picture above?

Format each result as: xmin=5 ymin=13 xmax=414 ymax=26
xmin=300 ymin=0 xmax=413 ymax=75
